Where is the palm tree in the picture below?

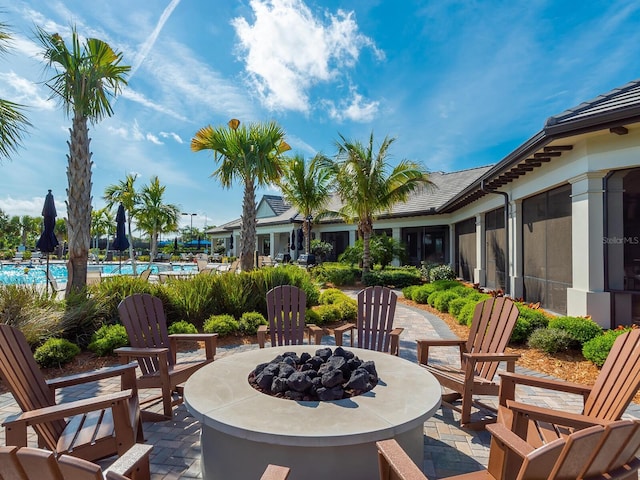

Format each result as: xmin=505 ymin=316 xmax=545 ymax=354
xmin=136 ymin=176 xmax=180 ymax=261
xmin=191 ymin=119 xmax=290 ymax=271
xmin=91 ymin=207 xmax=113 ymax=250
xmin=36 ymin=26 xmax=130 ymax=292
xmin=0 ymin=20 xmax=30 ymax=161
xmin=277 ymin=153 xmax=333 ymax=254
xmin=104 ymin=173 xmax=138 ymax=273
xmin=334 ymin=132 xmax=433 ymax=275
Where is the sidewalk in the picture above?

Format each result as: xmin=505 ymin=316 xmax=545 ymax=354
xmin=0 ymin=298 xmax=637 ymax=479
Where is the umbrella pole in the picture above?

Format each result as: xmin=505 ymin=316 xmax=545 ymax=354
xmin=45 ymin=254 xmax=50 ymax=295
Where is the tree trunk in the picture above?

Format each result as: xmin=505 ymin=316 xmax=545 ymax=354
xmin=304 ymin=219 xmax=311 ymax=254
xmin=240 ymin=180 xmax=257 ymax=271
xmin=361 ymin=219 xmax=373 ymax=275
xmin=151 ymin=227 xmax=158 ymax=260
xmin=65 ymin=113 xmax=92 ymax=294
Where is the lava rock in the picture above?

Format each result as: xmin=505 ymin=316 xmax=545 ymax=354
xmin=317 ymin=386 xmax=344 ymax=401
xmin=321 ymin=368 xmax=345 ymax=388
xmin=256 ymin=372 xmax=275 ymax=391
xmin=315 ymin=347 xmax=333 ymax=361
xmin=288 ymin=371 xmax=313 ymax=392
xmin=271 ymin=376 xmax=289 ymax=394
xmin=277 ymin=362 xmax=295 ymax=378
xmin=345 ymin=367 xmax=372 ymax=392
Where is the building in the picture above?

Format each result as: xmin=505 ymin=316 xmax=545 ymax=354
xmin=208 ymin=79 xmax=640 ymax=328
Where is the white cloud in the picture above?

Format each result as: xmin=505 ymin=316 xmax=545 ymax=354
xmin=120 ymin=88 xmax=188 ymax=121
xmin=160 ymin=132 xmax=184 ymax=144
xmin=146 ymin=133 xmax=163 ymax=145
xmin=0 ymin=195 xmax=67 ymax=219
xmin=0 ymin=72 xmax=54 ymax=110
xmin=231 ymin=0 xmax=382 ymax=113
xmin=325 ymin=89 xmax=379 ymax=123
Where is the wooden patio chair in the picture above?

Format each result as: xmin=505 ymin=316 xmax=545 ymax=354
xmin=114 ymin=293 xmax=218 ymax=419
xmin=497 ymin=328 xmax=640 ymax=449
xmin=137 ymin=269 xmax=151 ymax=281
xmin=376 ymin=419 xmax=640 ymax=480
xmin=260 ymin=464 xmax=291 ymax=480
xmin=0 ymin=324 xmax=143 ymax=463
xmin=334 ymin=286 xmax=404 ymax=355
xmin=0 ymin=443 xmax=153 ymax=480
xmin=416 ymin=296 xmax=521 ymax=429
xmin=258 ymin=285 xmax=324 ymax=347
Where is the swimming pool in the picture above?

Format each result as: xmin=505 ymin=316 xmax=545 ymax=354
xmin=0 ymin=262 xmax=197 ymax=285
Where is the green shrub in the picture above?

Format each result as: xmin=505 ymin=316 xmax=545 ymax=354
xmin=402 ymin=285 xmax=420 ymax=300
xmin=583 ymin=328 xmax=631 ymax=367
xmin=449 ymin=285 xmax=475 ymax=297
xmin=34 ymin=338 xmax=81 ymax=368
xmin=448 ymin=297 xmax=469 ymax=317
xmin=412 ymin=284 xmax=437 ymax=304
xmin=431 ymin=279 xmax=462 ymax=291
xmin=510 ymin=317 xmax=532 ymax=344
xmin=431 ymin=290 xmax=460 ymax=313
xmin=88 ymin=324 xmax=129 ymax=356
xmin=306 ymin=308 xmax=322 ymax=325
xmin=335 ymin=299 xmax=358 ymax=322
xmin=512 ymin=305 xmax=549 ymax=343
xmin=168 ymin=320 xmax=198 ymax=334
xmin=362 ymin=268 xmax=422 ymax=288
xmin=457 ymin=301 xmax=478 ymax=326
xmin=548 ymin=316 xmax=603 ymax=346
xmin=427 ymin=290 xmax=441 ymax=307
xmin=428 ymin=264 xmax=456 ymax=282
xmin=319 ymin=288 xmax=348 ymax=305
xmin=203 ymin=314 xmax=239 ymax=337
xmin=313 ymin=264 xmax=358 ymax=286
xmin=239 ymin=312 xmax=267 ymax=335
xmin=528 ymin=328 xmax=575 ymax=354
xmin=314 ymin=304 xmax=340 ymax=325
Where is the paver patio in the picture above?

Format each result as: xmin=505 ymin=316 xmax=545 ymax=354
xmin=0 ymin=295 xmax=638 ymax=479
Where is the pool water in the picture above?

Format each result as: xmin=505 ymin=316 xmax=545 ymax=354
xmin=0 ymin=262 xmax=197 ymax=285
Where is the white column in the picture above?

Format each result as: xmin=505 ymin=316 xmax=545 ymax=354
xmin=269 ymin=232 xmax=275 ymax=258
xmin=566 ymin=172 xmax=611 ymax=327
xmin=474 ymin=214 xmax=485 ymax=285
xmin=511 ymin=200 xmax=523 ymax=299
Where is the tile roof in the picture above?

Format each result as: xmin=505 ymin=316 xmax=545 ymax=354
xmin=260 ymin=195 xmax=290 ymax=216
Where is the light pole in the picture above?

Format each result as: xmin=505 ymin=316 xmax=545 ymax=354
xmin=182 ymin=213 xmax=197 ymax=243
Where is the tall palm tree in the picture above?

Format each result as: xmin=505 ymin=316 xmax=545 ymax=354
xmin=277 ymin=153 xmax=333 ymax=254
xmin=334 ymin=132 xmax=432 ymax=275
xmin=191 ymin=119 xmax=290 ymax=271
xmin=0 ymin=19 xmax=30 ymax=162
xmin=91 ymin=207 xmax=113 ymax=250
xmin=36 ymin=26 xmax=130 ymax=292
xmin=136 ymin=176 xmax=180 ymax=260
xmin=104 ymin=173 xmax=138 ymax=273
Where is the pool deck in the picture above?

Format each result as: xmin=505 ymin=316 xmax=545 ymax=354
xmin=0 ymin=293 xmax=637 ymax=479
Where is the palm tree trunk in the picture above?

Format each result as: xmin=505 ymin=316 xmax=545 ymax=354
xmin=65 ymin=112 xmax=92 ymax=294
xmin=240 ymin=180 xmax=257 ymax=271
xmin=304 ymin=219 xmax=311 ymax=254
xmin=361 ymin=220 xmax=373 ymax=275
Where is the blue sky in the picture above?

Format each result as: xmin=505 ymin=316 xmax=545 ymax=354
xmin=1 ymin=0 xmax=640 ymax=232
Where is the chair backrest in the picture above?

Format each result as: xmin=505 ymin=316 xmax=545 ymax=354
xmin=266 ymin=285 xmax=307 ymax=346
xmin=118 ymin=294 xmax=173 ymax=373
xmin=355 ymin=286 xmax=398 ymax=353
xmin=196 ymin=259 xmax=208 ymax=272
xmin=86 ymin=270 xmax=102 ymax=285
xmin=46 ymin=269 xmax=63 ymax=292
xmin=138 ymin=269 xmax=151 ymax=281
xmin=464 ymin=296 xmax=519 ymax=381
xmin=583 ymin=328 xmax=640 ymax=421
xmin=0 ymin=325 xmax=65 ymax=451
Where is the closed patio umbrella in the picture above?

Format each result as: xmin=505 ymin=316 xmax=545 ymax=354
xmin=297 ymin=228 xmax=304 ymax=252
xmin=290 ymin=229 xmax=296 ymax=251
xmin=111 ymin=203 xmax=129 ymax=272
xmin=36 ymin=190 xmax=59 ymax=295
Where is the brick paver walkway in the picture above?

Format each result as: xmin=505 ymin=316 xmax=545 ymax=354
xmin=1 ymin=293 xmax=638 ymax=479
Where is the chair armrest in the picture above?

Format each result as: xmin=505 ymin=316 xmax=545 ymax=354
xmin=3 ymin=390 xmax=134 ymax=447
xmin=376 ymin=439 xmax=427 ymax=480
xmin=168 ymin=333 xmax=217 ymax=360
xmin=416 ymin=338 xmax=465 ymax=365
xmin=103 ymin=443 xmax=153 ymax=480
xmin=334 ymin=323 xmax=355 ymax=347
xmin=257 ymin=325 xmax=268 ymax=348
xmin=260 ymin=464 xmax=291 ymax=480
xmin=462 ymin=352 xmax=521 ymax=362
xmin=499 ymin=371 xmax=592 ymax=406
xmin=485 ymin=423 xmax=535 ymax=460
xmin=307 ymin=324 xmax=324 ymax=345
xmin=114 ymin=347 xmax=169 ymax=357
xmin=46 ymin=362 xmax=138 ymax=390
xmin=389 ymin=328 xmax=404 ymax=356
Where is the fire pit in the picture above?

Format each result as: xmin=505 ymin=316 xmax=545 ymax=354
xmin=184 ymin=345 xmax=441 ymax=480
xmin=248 ymin=347 xmax=378 ymax=401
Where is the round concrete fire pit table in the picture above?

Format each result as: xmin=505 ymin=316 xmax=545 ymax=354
xmin=184 ymin=345 xmax=441 ymax=480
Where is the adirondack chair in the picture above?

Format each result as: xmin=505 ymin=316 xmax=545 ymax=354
xmin=0 ymin=324 xmax=143 ymax=463
xmin=138 ymin=269 xmax=151 ymax=281
xmin=416 ymin=296 xmax=521 ymax=428
xmin=334 ymin=286 xmax=404 ymax=355
xmin=376 ymin=419 xmax=640 ymax=480
xmin=114 ymin=293 xmax=217 ymax=419
xmin=0 ymin=443 xmax=153 ymax=480
xmin=497 ymin=328 xmax=640 ymax=449
xmin=260 ymin=464 xmax=291 ymax=480
xmin=258 ymin=285 xmax=324 ymax=347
